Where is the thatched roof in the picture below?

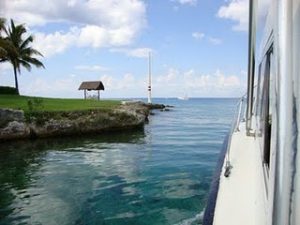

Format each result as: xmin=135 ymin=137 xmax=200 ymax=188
xmin=79 ymin=81 xmax=104 ymax=91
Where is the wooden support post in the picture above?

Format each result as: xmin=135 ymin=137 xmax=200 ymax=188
xmin=98 ymin=90 xmax=100 ymax=100
xmin=84 ymin=89 xmax=87 ymax=99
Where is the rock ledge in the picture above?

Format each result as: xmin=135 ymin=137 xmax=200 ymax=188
xmin=0 ymin=102 xmax=152 ymax=141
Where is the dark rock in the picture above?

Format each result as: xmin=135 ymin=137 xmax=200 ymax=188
xmin=160 ymin=108 xmax=171 ymax=112
xmin=147 ymin=103 xmax=165 ymax=110
xmin=0 ymin=121 xmax=30 ymax=139
xmin=0 ymin=108 xmax=25 ymax=127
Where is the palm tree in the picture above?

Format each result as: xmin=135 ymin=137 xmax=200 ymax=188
xmin=0 ymin=18 xmax=8 ymax=59
xmin=0 ymin=18 xmax=6 ymax=32
xmin=4 ymin=19 xmax=44 ymax=94
xmin=0 ymin=18 xmax=18 ymax=62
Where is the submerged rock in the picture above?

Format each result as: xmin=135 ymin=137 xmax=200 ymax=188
xmin=147 ymin=103 xmax=165 ymax=110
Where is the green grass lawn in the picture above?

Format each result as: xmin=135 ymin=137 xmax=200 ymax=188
xmin=0 ymin=95 xmax=121 ymax=112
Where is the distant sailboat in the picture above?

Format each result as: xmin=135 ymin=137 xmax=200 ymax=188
xmin=177 ymin=93 xmax=189 ymax=100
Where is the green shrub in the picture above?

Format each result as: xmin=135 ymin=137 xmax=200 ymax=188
xmin=26 ymin=98 xmax=45 ymax=124
xmin=27 ymin=98 xmax=44 ymax=111
xmin=0 ymin=86 xmax=18 ymax=95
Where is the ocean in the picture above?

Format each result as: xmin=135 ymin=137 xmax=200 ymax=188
xmin=0 ymin=98 xmax=237 ymax=225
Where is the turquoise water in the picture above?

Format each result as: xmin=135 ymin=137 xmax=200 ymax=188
xmin=0 ymin=98 xmax=237 ymax=225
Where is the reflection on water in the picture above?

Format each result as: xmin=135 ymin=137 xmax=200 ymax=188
xmin=0 ymin=98 xmax=236 ymax=225
xmin=0 ymin=130 xmax=147 ymax=225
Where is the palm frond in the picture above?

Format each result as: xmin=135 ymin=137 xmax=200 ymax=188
xmin=20 ymin=35 xmax=33 ymax=49
xmin=0 ymin=38 xmax=18 ymax=58
xmin=19 ymin=60 xmax=32 ymax=72
xmin=23 ymin=56 xmax=45 ymax=68
xmin=21 ymin=47 xmax=43 ymax=57
xmin=29 ymin=48 xmax=43 ymax=57
xmin=0 ymin=39 xmax=7 ymax=57
xmin=0 ymin=47 xmax=7 ymax=58
xmin=0 ymin=18 xmax=7 ymax=35
xmin=9 ymin=20 xmax=27 ymax=47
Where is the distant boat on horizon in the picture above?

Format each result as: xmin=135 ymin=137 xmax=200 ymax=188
xmin=177 ymin=94 xmax=189 ymax=100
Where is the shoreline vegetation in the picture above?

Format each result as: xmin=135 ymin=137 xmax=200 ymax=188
xmin=0 ymin=94 xmax=167 ymax=141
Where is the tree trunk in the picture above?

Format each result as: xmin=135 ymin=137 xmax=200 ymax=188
xmin=13 ymin=65 xmax=19 ymax=95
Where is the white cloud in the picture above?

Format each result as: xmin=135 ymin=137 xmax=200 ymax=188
xmin=33 ymin=29 xmax=78 ymax=57
xmin=110 ymin=48 xmax=153 ymax=58
xmin=192 ymin=32 xmax=223 ymax=45
xmin=192 ymin=32 xmax=222 ymax=45
xmin=182 ymin=70 xmax=243 ymax=96
xmin=217 ymin=0 xmax=271 ymax=32
xmin=20 ymin=74 xmax=83 ymax=98
xmin=77 ymin=25 xmax=110 ymax=48
xmin=75 ymin=65 xmax=110 ymax=72
xmin=127 ymin=48 xmax=153 ymax=58
xmin=172 ymin=0 xmax=198 ymax=6
xmin=156 ymin=68 xmax=179 ymax=84
xmin=192 ymin=32 xmax=205 ymax=40
xmin=32 ymin=26 xmax=148 ymax=57
xmin=19 ymin=67 xmax=245 ymax=98
xmin=1 ymin=0 xmax=146 ymax=28
xmin=208 ymin=37 xmax=222 ymax=45
xmin=154 ymin=68 xmax=244 ymax=97
xmin=217 ymin=0 xmax=249 ymax=31
xmin=2 ymin=0 xmax=146 ymax=57
xmin=99 ymin=73 xmax=145 ymax=97
xmin=102 ymin=73 xmax=137 ymax=90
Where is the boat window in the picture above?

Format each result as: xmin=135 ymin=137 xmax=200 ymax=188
xmin=256 ymin=57 xmax=267 ymax=136
xmin=256 ymin=48 xmax=273 ymax=168
xmin=262 ymin=52 xmax=271 ymax=167
xmin=255 ymin=63 xmax=263 ymax=118
xmin=264 ymin=50 xmax=273 ymax=168
xmin=252 ymin=64 xmax=262 ymax=117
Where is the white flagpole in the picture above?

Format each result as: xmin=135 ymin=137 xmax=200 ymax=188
xmin=148 ymin=52 xmax=152 ymax=104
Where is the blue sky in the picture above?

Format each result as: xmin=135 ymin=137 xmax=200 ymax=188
xmin=0 ymin=0 xmax=250 ymax=98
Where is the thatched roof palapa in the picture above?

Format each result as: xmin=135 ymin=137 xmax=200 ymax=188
xmin=78 ymin=81 xmax=105 ymax=91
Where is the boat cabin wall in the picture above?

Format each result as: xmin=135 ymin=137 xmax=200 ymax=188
xmin=291 ymin=0 xmax=300 ymax=223
xmin=250 ymin=0 xmax=300 ymax=224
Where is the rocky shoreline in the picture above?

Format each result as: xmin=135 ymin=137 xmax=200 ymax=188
xmin=0 ymin=101 xmax=168 ymax=141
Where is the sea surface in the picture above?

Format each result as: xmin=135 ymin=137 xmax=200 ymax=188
xmin=0 ymin=98 xmax=237 ymax=225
